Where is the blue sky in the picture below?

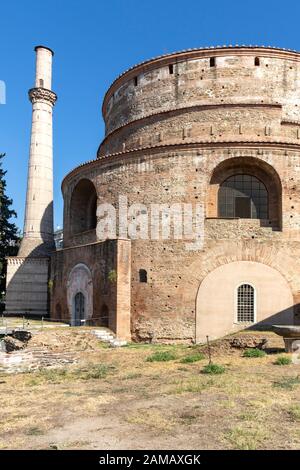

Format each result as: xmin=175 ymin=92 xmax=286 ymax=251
xmin=1 ymin=0 xmax=300 ymax=230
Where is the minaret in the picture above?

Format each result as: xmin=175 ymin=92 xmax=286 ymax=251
xmin=5 ymin=46 xmax=57 ymax=316
xmin=18 ymin=46 xmax=57 ymax=257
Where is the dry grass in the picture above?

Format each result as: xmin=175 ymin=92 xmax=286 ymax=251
xmin=1 ymin=328 xmax=300 ymax=449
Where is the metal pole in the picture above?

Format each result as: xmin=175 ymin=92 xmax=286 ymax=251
xmin=206 ymin=335 xmax=212 ymax=365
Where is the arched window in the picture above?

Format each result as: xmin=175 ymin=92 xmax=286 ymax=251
xmin=139 ymin=269 xmax=147 ymax=283
xmin=70 ymin=179 xmax=97 ymax=235
xmin=218 ymin=174 xmax=268 ymax=219
xmin=236 ymin=284 xmax=255 ymax=323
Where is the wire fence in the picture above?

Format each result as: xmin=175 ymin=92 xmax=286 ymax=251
xmin=0 ymin=315 xmax=110 ymax=331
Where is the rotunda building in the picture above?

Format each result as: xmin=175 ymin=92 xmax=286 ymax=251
xmin=51 ymin=46 xmax=300 ymax=342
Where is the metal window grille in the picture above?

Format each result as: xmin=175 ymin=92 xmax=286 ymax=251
xmin=237 ymin=284 xmax=255 ymax=322
xmin=218 ymin=174 xmax=268 ymax=219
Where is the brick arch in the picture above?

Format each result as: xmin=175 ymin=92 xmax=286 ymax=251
xmin=195 ymin=260 xmax=294 ymax=343
xmin=206 ymin=156 xmax=282 ymax=228
xmin=188 ymin=241 xmax=296 ymax=290
xmin=69 ymin=178 xmax=97 ymax=236
xmin=177 ymin=240 xmax=299 ymax=336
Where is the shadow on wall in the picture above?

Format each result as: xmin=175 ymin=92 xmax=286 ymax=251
xmin=195 ymin=304 xmax=298 ymax=345
xmin=247 ymin=304 xmax=300 ymax=330
xmin=18 ymin=201 xmax=55 ymax=257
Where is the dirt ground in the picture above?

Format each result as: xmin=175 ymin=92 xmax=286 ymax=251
xmin=1 ymin=327 xmax=300 ymax=450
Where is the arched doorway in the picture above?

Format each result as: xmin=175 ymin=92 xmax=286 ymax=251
xmin=67 ymin=263 xmax=93 ymax=326
xmin=74 ymin=292 xmax=85 ymax=326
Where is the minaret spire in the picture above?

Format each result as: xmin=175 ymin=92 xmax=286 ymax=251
xmin=5 ymin=46 xmax=57 ymax=316
xmin=18 ymin=45 xmax=57 ymax=257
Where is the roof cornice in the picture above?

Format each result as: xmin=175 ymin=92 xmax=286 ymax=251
xmin=102 ymin=45 xmax=300 ymax=117
xmin=62 ymin=139 xmax=300 ymax=192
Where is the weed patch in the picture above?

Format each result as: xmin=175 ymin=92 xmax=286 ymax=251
xmin=243 ymin=349 xmax=266 ymax=358
xmin=180 ymin=353 xmax=205 ymax=364
xmin=274 ymin=356 xmax=292 ymax=366
xmin=146 ymin=351 xmax=176 ymax=362
xmin=201 ymin=364 xmax=225 ymax=375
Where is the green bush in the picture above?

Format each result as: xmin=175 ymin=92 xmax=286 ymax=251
xmin=146 ymin=351 xmax=176 ymax=362
xmin=201 ymin=363 xmax=225 ymax=374
xmin=180 ymin=353 xmax=205 ymax=364
xmin=274 ymin=355 xmax=292 ymax=366
xmin=243 ymin=348 xmax=266 ymax=358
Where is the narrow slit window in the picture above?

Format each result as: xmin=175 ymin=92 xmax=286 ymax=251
xmin=255 ymin=57 xmax=260 ymax=66
xmin=210 ymin=57 xmax=216 ymax=67
xmin=169 ymin=64 xmax=174 ymax=74
xmin=139 ymin=269 xmax=147 ymax=283
xmin=134 ymin=76 xmax=138 ymax=86
xmin=39 ymin=78 xmax=44 ymax=87
xmin=237 ymin=284 xmax=255 ymax=322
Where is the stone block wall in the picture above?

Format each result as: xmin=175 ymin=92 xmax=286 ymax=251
xmin=5 ymin=257 xmax=49 ymax=315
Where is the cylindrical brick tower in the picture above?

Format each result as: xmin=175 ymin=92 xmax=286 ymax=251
xmin=53 ymin=46 xmax=300 ymax=340
xmin=18 ymin=45 xmax=57 ymax=257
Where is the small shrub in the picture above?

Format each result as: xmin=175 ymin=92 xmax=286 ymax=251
xmin=180 ymin=353 xmax=205 ymax=364
xmin=201 ymin=363 xmax=225 ymax=375
xmin=274 ymin=355 xmax=292 ymax=366
xmin=146 ymin=351 xmax=176 ymax=362
xmin=243 ymin=348 xmax=266 ymax=358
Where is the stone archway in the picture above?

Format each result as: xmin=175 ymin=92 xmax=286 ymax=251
xmin=196 ymin=260 xmax=294 ymax=343
xmin=69 ymin=179 xmax=97 ymax=236
xmin=67 ymin=263 xmax=93 ymax=326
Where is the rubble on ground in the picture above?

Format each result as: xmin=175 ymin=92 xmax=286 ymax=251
xmin=229 ymin=336 xmax=268 ymax=350
xmin=199 ymin=334 xmax=270 ymax=357
xmin=1 ymin=336 xmax=26 ymax=353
